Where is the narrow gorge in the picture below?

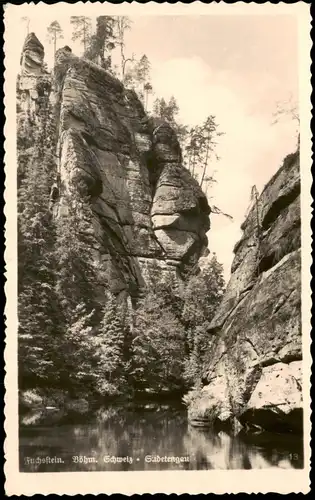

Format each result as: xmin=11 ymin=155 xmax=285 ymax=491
xmin=18 ymin=33 xmax=302 ymax=440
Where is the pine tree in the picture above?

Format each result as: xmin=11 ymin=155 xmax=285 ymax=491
xmin=183 ymin=115 xmax=224 ymax=189
xmin=59 ymin=303 xmax=97 ymax=394
xmin=182 ymin=253 xmax=225 ymax=330
xmin=199 ymin=115 xmax=223 ymax=190
xmin=70 ymin=16 xmax=92 ymax=53
xmin=153 ymin=96 xmax=179 ymax=125
xmin=152 ymin=96 xmax=188 ymax=155
xmin=115 ymin=16 xmax=132 ymax=77
xmin=152 ymin=270 xmax=183 ymax=321
xmin=183 ymin=327 xmax=201 ymax=387
xmin=185 ymin=125 xmax=206 ymax=182
xmin=125 ymin=54 xmax=152 ymax=105
xmin=131 ymin=293 xmax=186 ymax=393
xmin=95 ymin=296 xmax=126 ymax=397
xmin=136 ymin=54 xmax=151 ymax=86
xmin=182 ymin=254 xmax=225 ymax=387
xmin=53 ymin=192 xmax=107 ymax=394
xmin=85 ymin=16 xmax=116 ymax=69
xmin=46 ymin=21 xmax=64 ymax=57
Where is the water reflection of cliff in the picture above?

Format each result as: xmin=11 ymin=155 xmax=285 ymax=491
xmin=19 ymin=407 xmax=303 ymax=472
xmin=184 ymin=427 xmax=303 ymax=470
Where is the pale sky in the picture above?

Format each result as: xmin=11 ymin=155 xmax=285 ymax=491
xmin=10 ymin=10 xmax=299 ymax=279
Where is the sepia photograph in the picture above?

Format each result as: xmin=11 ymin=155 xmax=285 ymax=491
xmin=4 ymin=2 xmax=311 ymax=495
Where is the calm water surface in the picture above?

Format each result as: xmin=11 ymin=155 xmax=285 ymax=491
xmin=19 ymin=405 xmax=303 ymax=472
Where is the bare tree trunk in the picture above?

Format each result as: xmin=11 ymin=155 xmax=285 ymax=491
xmin=192 ymin=151 xmax=196 ymax=179
xmin=120 ymin=42 xmax=125 ymax=77
xmin=145 ymin=89 xmax=149 ymax=111
xmin=83 ymin=19 xmax=86 ymax=53
xmin=200 ymin=132 xmax=210 ymax=189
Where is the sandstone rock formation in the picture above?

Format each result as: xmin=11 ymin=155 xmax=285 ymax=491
xmin=17 ymin=37 xmax=53 ymax=207
xmin=17 ymin=35 xmax=210 ymax=298
xmin=20 ymin=32 xmax=45 ymax=76
xmin=187 ymin=150 xmax=302 ymax=433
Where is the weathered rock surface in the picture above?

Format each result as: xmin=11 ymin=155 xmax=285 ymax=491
xmin=17 ymin=33 xmax=52 ymax=185
xmin=20 ymin=32 xmax=45 ymax=76
xmin=240 ymin=360 xmax=302 ymax=433
xmin=17 ymin=37 xmax=210 ymax=297
xmin=187 ymin=151 xmax=302 ymax=433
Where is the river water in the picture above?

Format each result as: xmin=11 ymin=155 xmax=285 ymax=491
xmin=19 ymin=404 xmax=303 ymax=472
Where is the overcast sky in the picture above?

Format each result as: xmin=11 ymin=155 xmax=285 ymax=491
xmin=10 ymin=9 xmax=299 ymax=279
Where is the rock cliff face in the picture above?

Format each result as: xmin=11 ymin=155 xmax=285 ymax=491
xmin=17 ymin=34 xmax=210 ymax=297
xmin=187 ymin=150 xmax=302 ymax=433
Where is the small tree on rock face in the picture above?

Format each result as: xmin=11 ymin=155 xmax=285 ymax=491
xmin=184 ymin=115 xmax=224 ymax=189
xmin=199 ymin=115 xmax=223 ymax=190
xmin=136 ymin=54 xmax=150 ymax=86
xmin=152 ymin=96 xmax=189 ymax=155
xmin=153 ymin=96 xmax=179 ymax=125
xmin=46 ymin=21 xmax=64 ymax=57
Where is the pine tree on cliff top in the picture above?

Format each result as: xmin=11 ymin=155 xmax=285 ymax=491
xmin=46 ymin=21 xmax=64 ymax=57
xmin=124 ymin=54 xmax=152 ymax=108
xmin=115 ymin=16 xmax=132 ymax=78
xmin=70 ymin=16 xmax=92 ymax=54
xmin=84 ymin=16 xmax=116 ymax=69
